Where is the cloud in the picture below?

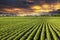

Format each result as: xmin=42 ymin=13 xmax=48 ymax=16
xmin=0 ymin=0 xmax=60 ymax=14
xmin=0 ymin=0 xmax=60 ymax=8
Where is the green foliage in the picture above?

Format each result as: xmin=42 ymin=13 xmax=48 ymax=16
xmin=0 ymin=16 xmax=60 ymax=40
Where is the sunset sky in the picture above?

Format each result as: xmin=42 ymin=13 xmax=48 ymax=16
xmin=0 ymin=0 xmax=60 ymax=14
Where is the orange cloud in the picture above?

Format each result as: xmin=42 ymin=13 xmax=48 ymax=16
xmin=0 ymin=3 xmax=60 ymax=14
xmin=54 ymin=3 xmax=60 ymax=10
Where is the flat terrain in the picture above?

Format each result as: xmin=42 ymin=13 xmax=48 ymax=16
xmin=0 ymin=16 xmax=60 ymax=40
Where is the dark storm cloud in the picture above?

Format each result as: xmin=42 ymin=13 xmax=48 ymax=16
xmin=0 ymin=0 xmax=60 ymax=8
xmin=45 ymin=0 xmax=60 ymax=3
xmin=0 ymin=0 xmax=34 ymax=8
xmin=33 ymin=0 xmax=60 ymax=4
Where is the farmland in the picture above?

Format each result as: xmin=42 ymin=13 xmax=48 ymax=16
xmin=0 ymin=16 xmax=60 ymax=40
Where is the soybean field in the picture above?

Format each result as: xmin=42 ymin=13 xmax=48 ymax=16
xmin=0 ymin=17 xmax=60 ymax=40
